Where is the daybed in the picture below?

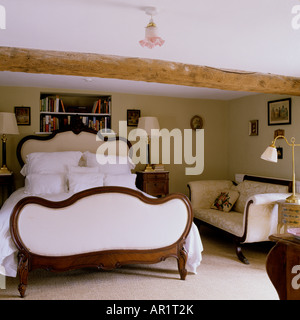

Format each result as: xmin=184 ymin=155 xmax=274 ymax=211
xmin=188 ymin=175 xmax=292 ymax=264
xmin=0 ymin=128 xmax=202 ymax=297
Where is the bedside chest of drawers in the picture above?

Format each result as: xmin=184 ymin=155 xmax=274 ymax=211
xmin=136 ymin=171 xmax=169 ymax=197
xmin=0 ymin=173 xmax=14 ymax=207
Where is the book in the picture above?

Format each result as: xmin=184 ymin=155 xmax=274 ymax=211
xmin=61 ymin=99 xmax=65 ymax=112
xmin=153 ymin=164 xmax=165 ymax=171
xmin=55 ymin=95 xmax=59 ymax=112
xmin=45 ymin=115 xmax=50 ymax=132
xmin=105 ymin=100 xmax=109 ymax=113
xmin=97 ymin=99 xmax=101 ymax=113
xmin=92 ymin=100 xmax=99 ymax=113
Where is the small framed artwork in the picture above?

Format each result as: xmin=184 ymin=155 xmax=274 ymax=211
xmin=249 ymin=120 xmax=259 ymax=136
xmin=274 ymin=129 xmax=285 ymax=139
xmin=127 ymin=109 xmax=140 ymax=127
xmin=14 ymin=106 xmax=31 ymax=126
xmin=190 ymin=115 xmax=203 ymax=130
xmin=277 ymin=147 xmax=283 ymax=160
xmin=268 ymin=98 xmax=291 ymax=126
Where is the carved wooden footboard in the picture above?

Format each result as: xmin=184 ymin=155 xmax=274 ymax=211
xmin=10 ymin=186 xmax=193 ymax=297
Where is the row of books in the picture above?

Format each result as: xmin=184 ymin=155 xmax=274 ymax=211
xmin=40 ymin=96 xmax=111 ymax=114
xmin=40 ymin=115 xmax=110 ymax=132
xmin=40 ymin=96 xmax=65 ymax=112
xmin=92 ymin=98 xmax=111 ymax=114
xmin=41 ymin=115 xmax=61 ymax=132
xmin=82 ymin=116 xmax=110 ymax=131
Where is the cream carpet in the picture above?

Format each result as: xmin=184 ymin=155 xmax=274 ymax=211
xmin=0 ymin=226 xmax=279 ymax=300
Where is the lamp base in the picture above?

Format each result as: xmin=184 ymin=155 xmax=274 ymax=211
xmin=144 ymin=164 xmax=154 ymax=172
xmin=286 ymin=194 xmax=300 ymax=205
xmin=0 ymin=165 xmax=12 ymax=175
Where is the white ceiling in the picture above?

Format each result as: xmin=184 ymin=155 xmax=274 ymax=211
xmin=0 ymin=0 xmax=299 ymax=100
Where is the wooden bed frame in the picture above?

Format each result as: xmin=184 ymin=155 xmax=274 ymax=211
xmin=10 ymin=128 xmax=193 ymax=297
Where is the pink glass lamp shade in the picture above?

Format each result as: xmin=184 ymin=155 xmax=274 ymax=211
xmin=139 ymin=18 xmax=165 ymax=49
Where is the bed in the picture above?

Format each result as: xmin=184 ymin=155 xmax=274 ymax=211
xmin=0 ymin=128 xmax=203 ymax=297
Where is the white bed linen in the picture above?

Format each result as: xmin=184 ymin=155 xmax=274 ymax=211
xmin=0 ymin=188 xmax=203 ymax=277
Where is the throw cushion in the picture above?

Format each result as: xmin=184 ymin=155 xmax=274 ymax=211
xmin=211 ymin=190 xmax=240 ymax=212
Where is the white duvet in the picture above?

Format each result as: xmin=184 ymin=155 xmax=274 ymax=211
xmin=0 ymin=188 xmax=203 ymax=277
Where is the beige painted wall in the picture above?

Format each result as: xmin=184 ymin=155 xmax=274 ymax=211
xmin=228 ymin=94 xmax=300 ymax=182
xmin=0 ymin=86 xmax=230 ymax=195
xmin=1 ymin=86 xmax=297 ymax=198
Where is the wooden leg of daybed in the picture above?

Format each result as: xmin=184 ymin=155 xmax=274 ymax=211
xmin=177 ymin=247 xmax=188 ymax=280
xmin=18 ymin=253 xmax=29 ymax=298
xmin=235 ymin=242 xmax=250 ymax=265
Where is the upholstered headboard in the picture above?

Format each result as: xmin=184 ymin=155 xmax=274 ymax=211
xmin=17 ymin=129 xmax=132 ymax=167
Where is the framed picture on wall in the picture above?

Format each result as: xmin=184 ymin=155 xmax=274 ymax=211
xmin=127 ymin=109 xmax=140 ymax=127
xmin=274 ymin=129 xmax=285 ymax=139
xmin=14 ymin=106 xmax=31 ymax=126
xmin=268 ymin=98 xmax=291 ymax=125
xmin=190 ymin=115 xmax=203 ymax=130
xmin=277 ymin=147 xmax=283 ymax=160
xmin=249 ymin=120 xmax=259 ymax=136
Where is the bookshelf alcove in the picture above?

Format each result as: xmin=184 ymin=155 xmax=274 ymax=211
xmin=38 ymin=93 xmax=111 ymax=134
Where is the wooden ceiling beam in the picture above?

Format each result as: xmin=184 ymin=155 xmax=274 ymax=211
xmin=0 ymin=46 xmax=300 ymax=96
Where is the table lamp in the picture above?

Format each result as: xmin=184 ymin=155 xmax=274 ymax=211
xmin=261 ymin=135 xmax=300 ymax=204
xmin=0 ymin=112 xmax=19 ymax=174
xmin=137 ymin=116 xmax=160 ymax=172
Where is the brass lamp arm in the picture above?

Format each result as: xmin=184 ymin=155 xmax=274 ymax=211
xmin=272 ymin=135 xmax=300 ymax=148
xmin=262 ymin=134 xmax=300 ymax=204
xmin=271 ymin=135 xmax=300 ymax=204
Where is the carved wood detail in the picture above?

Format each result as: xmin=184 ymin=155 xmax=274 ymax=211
xmin=17 ymin=251 xmax=29 ymax=298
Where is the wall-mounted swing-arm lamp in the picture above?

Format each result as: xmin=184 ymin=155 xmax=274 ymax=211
xmin=261 ymin=135 xmax=300 ymax=204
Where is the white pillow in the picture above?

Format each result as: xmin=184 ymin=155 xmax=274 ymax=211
xmin=83 ymin=151 xmax=135 ymax=175
xmin=68 ymin=172 xmax=104 ymax=193
xmin=103 ymin=174 xmax=137 ymax=189
xmin=21 ymin=151 xmax=83 ymax=176
xmin=68 ymin=166 xmax=99 ymax=174
xmin=20 ymin=165 xmax=27 ymax=176
xmin=24 ymin=173 xmax=67 ymax=195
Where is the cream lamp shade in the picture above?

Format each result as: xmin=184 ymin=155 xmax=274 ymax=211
xmin=260 ymin=145 xmax=278 ymax=163
xmin=0 ymin=112 xmax=19 ymax=135
xmin=137 ymin=117 xmax=160 ymax=137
